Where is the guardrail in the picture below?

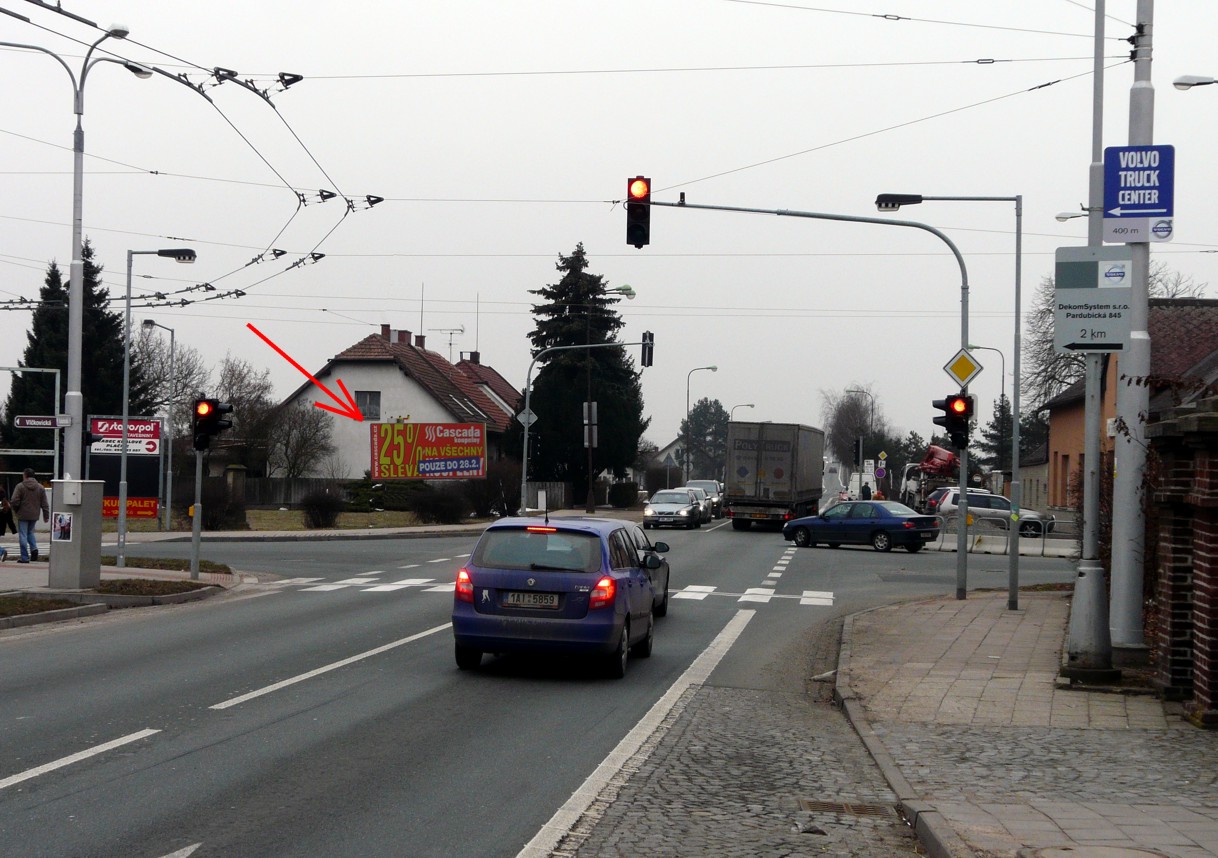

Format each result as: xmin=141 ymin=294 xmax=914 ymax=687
xmin=932 ymin=514 xmax=1078 ymax=558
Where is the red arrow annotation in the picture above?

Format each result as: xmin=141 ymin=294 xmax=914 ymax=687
xmin=246 ymin=323 xmax=364 ymax=422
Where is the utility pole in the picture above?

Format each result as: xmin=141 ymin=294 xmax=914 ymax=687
xmin=1110 ymin=0 xmax=1154 ymax=662
xmin=1065 ymin=0 xmax=1118 ymax=681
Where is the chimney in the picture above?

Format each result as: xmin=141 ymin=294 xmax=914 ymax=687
xmin=469 ymin=350 xmax=481 ymax=365
xmin=380 ymin=324 xmax=391 ymax=339
xmin=415 ymin=333 xmax=427 ymax=350
xmin=397 ymin=329 xmax=411 ymax=345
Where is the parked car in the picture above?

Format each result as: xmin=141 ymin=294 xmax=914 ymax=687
xmin=934 ymin=489 xmax=1056 ymax=536
xmin=452 ymin=517 xmax=670 ymax=677
xmin=924 ymin=486 xmax=952 ymax=516
xmin=680 ymin=485 xmax=714 ymax=523
xmin=782 ymin=500 xmax=941 ymax=553
xmin=686 ymin=479 xmax=724 ymax=518
xmin=643 ymin=489 xmax=702 ymax=529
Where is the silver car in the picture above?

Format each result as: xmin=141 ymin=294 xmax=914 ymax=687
xmin=678 ymin=486 xmax=713 ymax=523
xmin=937 ymin=489 xmax=1056 ymax=537
xmin=643 ymin=489 xmax=702 ymax=529
xmin=686 ymin=479 xmax=723 ymax=518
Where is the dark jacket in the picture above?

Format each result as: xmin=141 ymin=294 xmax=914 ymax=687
xmin=11 ymin=477 xmax=49 ymax=522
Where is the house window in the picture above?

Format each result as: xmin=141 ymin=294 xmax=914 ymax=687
xmin=355 ymin=390 xmax=381 ymax=420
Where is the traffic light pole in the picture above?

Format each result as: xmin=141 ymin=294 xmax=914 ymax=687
xmin=649 ymin=197 xmax=972 ymax=597
xmin=190 ymin=449 xmax=202 ymax=580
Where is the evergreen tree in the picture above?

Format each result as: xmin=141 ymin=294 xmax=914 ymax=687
xmin=975 ymin=394 xmax=1013 ymax=472
xmin=680 ymin=397 xmax=729 ymax=479
xmin=522 ymin=244 xmax=649 ymax=501
xmin=1 ymin=241 xmax=153 ymax=468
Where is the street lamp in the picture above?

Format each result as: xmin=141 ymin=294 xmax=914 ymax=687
xmin=142 ymin=320 xmax=176 ymax=532
xmin=730 ymin=403 xmax=754 ymax=421
xmin=0 ymin=29 xmax=154 ymax=483
xmin=584 ymin=285 xmax=635 ymax=513
xmin=118 ymin=250 xmax=195 ymax=566
xmin=876 ymin=191 xmax=1021 ymax=606
xmin=685 ymin=365 xmax=717 ymax=481
xmin=1174 ymin=75 xmax=1216 ymax=90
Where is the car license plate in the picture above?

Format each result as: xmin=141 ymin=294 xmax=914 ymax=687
xmin=921 ymin=531 xmax=934 ymax=540
xmin=504 ymin=591 xmax=559 ymax=609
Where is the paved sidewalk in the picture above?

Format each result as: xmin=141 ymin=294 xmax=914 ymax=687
xmin=837 ymin=591 xmax=1218 ymax=858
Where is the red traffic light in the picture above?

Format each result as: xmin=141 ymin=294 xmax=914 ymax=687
xmin=195 ymin=400 xmax=213 ymax=418
xmin=948 ymin=396 xmax=969 ymax=416
xmin=628 ymin=177 xmax=651 ymax=200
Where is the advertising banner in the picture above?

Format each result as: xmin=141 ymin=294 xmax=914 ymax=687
xmin=369 ymin=422 xmax=486 ymax=480
xmin=89 ymin=416 xmax=162 ymax=518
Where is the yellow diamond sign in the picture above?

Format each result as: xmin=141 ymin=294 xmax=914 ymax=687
xmin=944 ymin=348 xmax=982 ymax=387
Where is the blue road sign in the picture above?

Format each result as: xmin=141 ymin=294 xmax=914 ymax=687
xmin=1104 ymin=145 xmax=1174 ymax=218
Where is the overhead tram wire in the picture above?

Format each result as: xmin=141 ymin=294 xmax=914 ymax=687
xmin=7 ymin=2 xmax=372 ymax=306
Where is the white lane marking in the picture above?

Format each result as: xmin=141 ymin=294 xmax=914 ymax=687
xmin=300 ymin=584 xmax=349 ymax=591
xmin=672 ymin=585 xmax=715 ymax=601
xmin=801 ymin=590 xmax=835 ymax=606
xmin=397 ymin=563 xmax=421 ymax=569
xmin=424 ymin=584 xmax=454 ymax=593
xmin=333 ymin=577 xmax=380 ymax=585
xmin=266 ymin=577 xmax=325 ymax=586
xmin=362 ymin=578 xmax=435 ymax=592
xmin=0 ymin=728 xmax=161 ymax=791
xmin=426 ymin=558 xmax=450 ymax=564
xmin=157 ymin=845 xmax=202 ymax=858
xmin=766 ymin=571 xmax=782 ymax=579
xmin=456 ymin=553 xmax=471 ymax=558
xmin=517 ymin=610 xmax=754 ymax=858
xmin=209 ymin=624 xmax=451 ymax=710
xmin=739 ymin=587 xmax=775 ymax=603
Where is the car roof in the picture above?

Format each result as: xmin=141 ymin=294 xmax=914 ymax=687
xmin=486 ymin=516 xmax=631 ymax=537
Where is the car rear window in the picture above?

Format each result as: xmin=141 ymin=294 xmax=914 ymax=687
xmin=472 ymin=528 xmax=602 ymax=573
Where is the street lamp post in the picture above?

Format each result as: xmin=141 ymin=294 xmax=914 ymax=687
xmin=845 ymin=387 xmax=875 ymax=495
xmin=142 ymin=320 xmax=176 ymax=532
xmin=0 ymin=29 xmax=153 ymax=482
xmin=685 ymin=366 xmax=718 ymax=482
xmin=875 ymin=192 xmax=1022 ymax=606
xmin=647 ymin=195 xmax=971 ymax=595
xmin=118 ymin=250 xmax=195 ymax=567
xmin=730 ymin=403 xmax=754 ymax=421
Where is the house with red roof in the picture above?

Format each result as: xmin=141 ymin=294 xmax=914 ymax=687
xmin=1042 ymin=298 xmax=1218 ymax=508
xmin=279 ymin=325 xmax=521 ymax=479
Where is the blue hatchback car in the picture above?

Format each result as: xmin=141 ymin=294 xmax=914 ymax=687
xmin=452 ymin=517 xmax=670 ymax=678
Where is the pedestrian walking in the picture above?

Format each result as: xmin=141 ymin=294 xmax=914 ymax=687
xmin=10 ymin=468 xmax=49 ymax=563
xmin=0 ymin=483 xmax=16 ymax=537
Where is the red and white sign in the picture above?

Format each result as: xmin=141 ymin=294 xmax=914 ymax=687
xmin=89 ymin=418 xmax=162 ymax=455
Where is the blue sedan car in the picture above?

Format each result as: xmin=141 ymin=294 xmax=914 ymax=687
xmin=452 ymin=517 xmax=670 ymax=678
xmin=782 ymin=500 xmax=940 ymax=553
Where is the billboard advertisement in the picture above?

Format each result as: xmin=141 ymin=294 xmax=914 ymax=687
xmin=369 ymin=422 xmax=486 ymax=480
xmin=89 ymin=417 xmax=162 ymax=518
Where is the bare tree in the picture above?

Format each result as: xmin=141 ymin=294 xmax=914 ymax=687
xmin=266 ymin=403 xmax=336 ymax=479
xmin=1022 ymin=261 xmax=1209 ymax=408
xmin=132 ymin=326 xmax=211 ymax=436
xmin=821 ymin=386 xmax=882 ymax=465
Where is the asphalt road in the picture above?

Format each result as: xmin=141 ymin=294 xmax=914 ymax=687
xmin=0 ymin=522 xmax=1074 ymax=857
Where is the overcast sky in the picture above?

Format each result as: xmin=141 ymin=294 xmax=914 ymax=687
xmin=1 ymin=1 xmax=1215 ymax=454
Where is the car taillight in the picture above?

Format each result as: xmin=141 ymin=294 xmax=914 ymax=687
xmin=903 ymin=521 xmax=915 ymax=529
xmin=590 ymin=575 xmax=616 ymax=609
xmin=455 ymin=568 xmax=474 ymax=603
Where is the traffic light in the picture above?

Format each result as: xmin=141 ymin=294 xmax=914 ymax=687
xmin=641 ymin=330 xmax=655 ymax=367
xmin=853 ymin=437 xmax=863 ymax=468
xmin=626 ymin=176 xmax=651 ymax=248
xmin=192 ymin=398 xmax=234 ymax=451
xmin=933 ymin=393 xmax=973 ymax=450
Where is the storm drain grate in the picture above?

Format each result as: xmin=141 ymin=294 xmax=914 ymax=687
xmin=798 ymin=799 xmax=896 ymax=817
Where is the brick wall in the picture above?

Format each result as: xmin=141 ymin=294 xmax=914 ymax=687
xmin=1147 ymin=398 xmax=1218 ymax=727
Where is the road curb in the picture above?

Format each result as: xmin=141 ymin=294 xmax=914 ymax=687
xmin=835 ymin=607 xmax=976 ymax=858
xmin=0 ymin=602 xmax=108 ymax=629
xmin=17 ymin=585 xmax=224 ymax=608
